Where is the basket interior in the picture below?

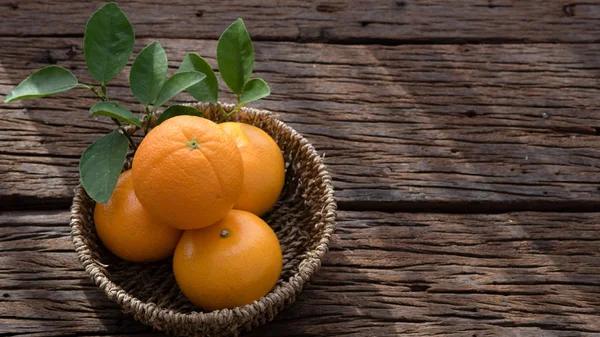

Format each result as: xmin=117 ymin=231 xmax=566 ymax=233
xmin=74 ymin=104 xmax=332 ymax=317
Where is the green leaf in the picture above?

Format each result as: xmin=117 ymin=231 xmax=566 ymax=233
xmin=90 ymin=101 xmax=142 ymax=127
xmin=79 ymin=130 xmax=129 ymax=204
xmin=240 ymin=78 xmax=270 ymax=104
xmin=217 ymin=18 xmax=254 ymax=94
xmin=4 ymin=66 xmax=78 ymax=103
xmin=153 ymin=71 xmax=205 ymax=110
xmin=84 ymin=2 xmax=134 ymax=84
xmin=178 ymin=53 xmax=218 ymax=103
xmin=156 ymin=105 xmax=204 ymax=125
xmin=130 ymin=41 xmax=168 ymax=106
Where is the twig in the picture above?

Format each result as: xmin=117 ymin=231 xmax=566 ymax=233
xmin=218 ymin=103 xmax=246 ymax=123
xmin=101 ymin=83 xmax=108 ymax=100
xmin=144 ymin=105 xmax=151 ymax=135
xmin=79 ymin=83 xmax=136 ymax=147
xmin=111 ymin=118 xmax=137 ymax=149
xmin=78 ymin=83 xmax=106 ymax=101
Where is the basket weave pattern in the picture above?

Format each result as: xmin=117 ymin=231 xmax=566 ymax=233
xmin=69 ymin=103 xmax=337 ymax=336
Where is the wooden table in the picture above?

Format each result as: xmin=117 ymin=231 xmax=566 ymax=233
xmin=2 ymin=1 xmax=600 ymax=336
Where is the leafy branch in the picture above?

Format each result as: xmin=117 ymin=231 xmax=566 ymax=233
xmin=2 ymin=3 xmax=203 ymax=203
xmin=2 ymin=4 xmax=270 ymax=204
xmin=181 ymin=19 xmax=270 ymax=122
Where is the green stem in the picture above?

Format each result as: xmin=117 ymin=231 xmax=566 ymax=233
xmin=101 ymin=83 xmax=108 ymax=99
xmin=218 ymin=103 xmax=246 ymax=123
xmin=78 ymin=83 xmax=106 ymax=101
xmin=216 ymin=103 xmax=227 ymax=121
xmin=144 ymin=105 xmax=151 ymax=135
xmin=78 ymin=83 xmax=136 ymax=148
xmin=112 ymin=118 xmax=137 ymax=149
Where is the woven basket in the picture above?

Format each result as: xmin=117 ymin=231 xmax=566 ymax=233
xmin=69 ymin=102 xmax=336 ymax=336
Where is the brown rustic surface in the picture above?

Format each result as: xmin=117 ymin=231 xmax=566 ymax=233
xmin=1 ymin=0 xmax=600 ymax=43
xmin=2 ymin=210 xmax=600 ymax=336
xmin=2 ymin=38 xmax=600 ymax=211
xmin=1 ymin=0 xmax=600 ymax=336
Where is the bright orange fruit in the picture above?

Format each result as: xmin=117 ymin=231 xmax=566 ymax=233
xmin=219 ymin=122 xmax=285 ymax=216
xmin=94 ymin=170 xmax=182 ymax=262
xmin=173 ymin=209 xmax=283 ymax=311
xmin=132 ymin=115 xmax=244 ymax=229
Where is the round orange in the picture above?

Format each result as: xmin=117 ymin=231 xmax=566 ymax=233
xmin=173 ymin=209 xmax=283 ymax=311
xmin=94 ymin=170 xmax=182 ymax=262
xmin=132 ymin=115 xmax=244 ymax=229
xmin=219 ymin=122 xmax=285 ymax=216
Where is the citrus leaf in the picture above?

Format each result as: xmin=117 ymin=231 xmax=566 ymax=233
xmin=84 ymin=2 xmax=134 ymax=84
xmin=79 ymin=130 xmax=129 ymax=204
xmin=178 ymin=53 xmax=218 ymax=103
xmin=156 ymin=105 xmax=203 ymax=125
xmin=153 ymin=71 xmax=205 ymax=110
xmin=130 ymin=41 xmax=168 ymax=106
xmin=240 ymin=78 xmax=270 ymax=104
xmin=217 ymin=18 xmax=254 ymax=94
xmin=90 ymin=101 xmax=142 ymax=127
xmin=4 ymin=66 xmax=78 ymax=103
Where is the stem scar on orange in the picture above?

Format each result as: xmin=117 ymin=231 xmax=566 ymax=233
xmin=219 ymin=122 xmax=285 ymax=216
xmin=173 ymin=209 xmax=283 ymax=311
xmin=132 ymin=115 xmax=244 ymax=230
xmin=94 ymin=170 xmax=182 ymax=262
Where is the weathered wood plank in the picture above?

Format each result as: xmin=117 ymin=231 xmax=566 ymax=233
xmin=1 ymin=38 xmax=600 ymax=210
xmin=1 ymin=210 xmax=599 ymax=336
xmin=1 ymin=0 xmax=600 ymax=43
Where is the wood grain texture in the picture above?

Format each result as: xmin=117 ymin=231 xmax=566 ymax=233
xmin=2 ymin=2 xmax=599 ymax=337
xmin=1 ymin=38 xmax=600 ymax=210
xmin=1 ymin=0 xmax=600 ymax=43
xmin=1 ymin=210 xmax=599 ymax=336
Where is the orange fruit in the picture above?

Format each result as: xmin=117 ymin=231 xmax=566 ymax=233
xmin=132 ymin=115 xmax=244 ymax=229
xmin=173 ymin=209 xmax=282 ymax=311
xmin=94 ymin=170 xmax=182 ymax=262
xmin=219 ymin=122 xmax=285 ymax=216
